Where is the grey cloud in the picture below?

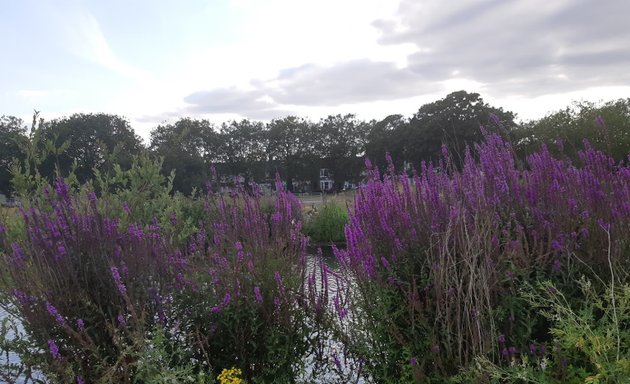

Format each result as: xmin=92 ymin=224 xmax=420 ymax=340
xmin=373 ymin=0 xmax=630 ymax=97
xmin=180 ymin=87 xmax=295 ymax=121
xmin=180 ymin=0 xmax=629 ymax=117
xmin=269 ymin=60 xmax=441 ymax=106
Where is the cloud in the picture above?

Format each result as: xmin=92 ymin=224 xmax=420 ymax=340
xmin=179 ymin=87 xmax=293 ymax=120
xmin=176 ymin=0 xmax=629 ymax=119
xmin=181 ymin=60 xmax=441 ymax=117
xmin=374 ymin=0 xmax=630 ymax=96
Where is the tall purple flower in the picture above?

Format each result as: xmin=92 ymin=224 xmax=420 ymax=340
xmin=48 ymin=339 xmax=61 ymax=359
xmin=46 ymin=303 xmax=66 ymax=326
xmin=110 ymin=266 xmax=127 ymax=295
xmin=254 ymin=286 xmax=263 ymax=304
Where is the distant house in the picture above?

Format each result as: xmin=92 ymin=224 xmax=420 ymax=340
xmin=319 ymin=168 xmax=334 ymax=191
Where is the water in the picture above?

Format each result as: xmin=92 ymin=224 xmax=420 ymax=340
xmin=0 ymin=308 xmax=45 ymax=384
xmin=0 ymin=251 xmax=366 ymax=383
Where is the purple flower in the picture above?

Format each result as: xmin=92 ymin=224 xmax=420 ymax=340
xmin=274 ymin=271 xmax=284 ymax=294
xmin=552 ymin=259 xmax=562 ymax=272
xmin=498 ymin=334 xmax=506 ymax=344
xmin=222 ymin=292 xmax=231 ymax=307
xmin=489 ymin=112 xmax=501 ymax=126
xmin=117 ymin=314 xmax=126 ymax=327
xmin=410 ymin=356 xmax=417 ymax=366
xmin=54 ymin=178 xmax=69 ymax=200
xmin=48 ymin=339 xmax=60 ymax=359
xmin=76 ymin=376 xmax=85 ymax=384
xmin=254 ymin=286 xmax=263 ymax=304
xmin=46 ymin=303 xmax=66 ymax=326
xmin=110 ymin=266 xmax=127 ymax=295
xmin=594 ymin=115 xmax=606 ymax=129
xmin=76 ymin=319 xmax=85 ymax=332
xmin=380 ymin=256 xmax=390 ymax=269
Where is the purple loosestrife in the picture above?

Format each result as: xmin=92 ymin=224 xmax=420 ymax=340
xmin=110 ymin=266 xmax=127 ymax=296
xmin=46 ymin=303 xmax=66 ymax=327
xmin=48 ymin=339 xmax=61 ymax=360
xmin=254 ymin=286 xmax=263 ymax=304
xmin=336 ymin=130 xmax=630 ymax=379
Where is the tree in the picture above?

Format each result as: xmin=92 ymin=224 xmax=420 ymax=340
xmin=266 ymin=116 xmax=315 ymax=192
xmin=0 ymin=116 xmax=28 ymax=196
xmin=38 ymin=113 xmax=143 ymax=183
xmin=150 ymin=118 xmax=213 ymax=195
xmin=404 ymin=91 xmax=516 ymax=167
xmin=513 ymin=98 xmax=630 ymax=162
xmin=365 ymin=114 xmax=409 ymax=171
xmin=218 ymin=119 xmax=268 ymax=185
xmin=314 ymin=114 xmax=368 ymax=189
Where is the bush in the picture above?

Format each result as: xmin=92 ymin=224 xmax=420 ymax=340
xmin=304 ymin=204 xmax=349 ymax=244
xmin=0 ymin=175 xmax=317 ymax=382
xmin=332 ymin=133 xmax=630 ymax=382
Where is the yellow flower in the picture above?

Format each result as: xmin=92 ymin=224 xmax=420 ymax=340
xmin=217 ymin=367 xmax=243 ymax=384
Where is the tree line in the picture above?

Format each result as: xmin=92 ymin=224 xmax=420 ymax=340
xmin=1 ymin=90 xmax=629 ymax=197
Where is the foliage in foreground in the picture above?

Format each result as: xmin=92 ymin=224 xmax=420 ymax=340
xmin=0 ymin=173 xmax=315 ymax=383
xmin=332 ymin=128 xmax=630 ymax=382
xmin=456 ymin=278 xmax=630 ymax=383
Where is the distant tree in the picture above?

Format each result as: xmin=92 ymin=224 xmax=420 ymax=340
xmin=266 ymin=116 xmax=315 ymax=191
xmin=150 ymin=118 xmax=213 ymax=195
xmin=219 ymin=119 xmax=268 ymax=185
xmin=514 ymin=98 xmax=630 ymax=162
xmin=404 ymin=91 xmax=517 ymax=167
xmin=38 ymin=113 xmax=143 ymax=183
xmin=365 ymin=114 xmax=409 ymax=171
xmin=0 ymin=116 xmax=28 ymax=196
xmin=314 ymin=114 xmax=368 ymax=189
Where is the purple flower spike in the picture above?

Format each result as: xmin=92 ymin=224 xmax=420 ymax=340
xmin=498 ymin=334 xmax=506 ymax=344
xmin=48 ymin=339 xmax=61 ymax=359
xmin=410 ymin=356 xmax=417 ymax=366
xmin=46 ymin=303 xmax=66 ymax=326
xmin=110 ymin=266 xmax=127 ymax=295
xmin=254 ymin=286 xmax=263 ymax=304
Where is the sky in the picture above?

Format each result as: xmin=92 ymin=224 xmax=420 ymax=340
xmin=1 ymin=0 xmax=629 ymax=142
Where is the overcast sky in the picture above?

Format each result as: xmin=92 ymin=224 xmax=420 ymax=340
xmin=1 ymin=0 xmax=629 ymax=142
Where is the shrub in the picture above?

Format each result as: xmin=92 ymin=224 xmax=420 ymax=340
xmin=456 ymin=278 xmax=630 ymax=383
xmin=333 ymin=132 xmax=630 ymax=382
xmin=304 ymin=204 xmax=349 ymax=244
xmin=0 ymin=175 xmax=315 ymax=382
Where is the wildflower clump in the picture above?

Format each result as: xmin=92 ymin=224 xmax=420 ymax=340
xmin=333 ymin=130 xmax=630 ymax=382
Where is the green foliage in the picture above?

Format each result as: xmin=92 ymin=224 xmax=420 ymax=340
xmin=404 ymin=90 xmax=516 ymax=166
xmin=514 ymin=98 xmax=630 ymax=163
xmin=303 ymin=204 xmax=349 ymax=243
xmin=149 ymin=118 xmax=214 ymax=195
xmin=0 ymin=116 xmax=28 ymax=197
xmin=456 ymin=279 xmax=630 ymax=384
xmin=93 ymin=153 xmax=203 ymax=245
xmin=37 ymin=113 xmax=143 ymax=184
